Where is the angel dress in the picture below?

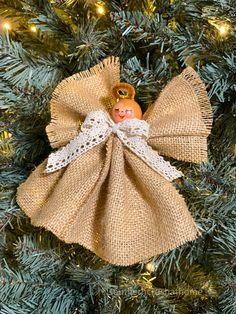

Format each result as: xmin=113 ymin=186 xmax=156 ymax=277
xmin=16 ymin=56 xmax=212 ymax=266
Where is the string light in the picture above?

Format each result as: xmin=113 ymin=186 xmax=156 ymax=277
xmin=3 ymin=22 xmax=11 ymax=30
xmin=145 ymin=261 xmax=156 ymax=273
xmin=96 ymin=2 xmax=106 ymax=15
xmin=168 ymin=18 xmax=177 ymax=30
xmin=30 ymin=25 xmax=37 ymax=33
xmin=218 ymin=23 xmax=230 ymax=36
xmin=0 ymin=131 xmax=13 ymax=154
xmin=209 ymin=20 xmax=230 ymax=37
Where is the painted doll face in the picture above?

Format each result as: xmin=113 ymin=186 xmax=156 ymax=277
xmin=111 ymin=99 xmax=142 ymax=124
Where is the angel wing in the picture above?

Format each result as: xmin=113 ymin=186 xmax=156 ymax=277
xmin=46 ymin=56 xmax=120 ymax=148
xmin=145 ymin=67 xmax=212 ymax=163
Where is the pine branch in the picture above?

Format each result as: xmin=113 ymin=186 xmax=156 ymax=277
xmin=0 ymin=0 xmax=28 ymax=23
xmin=209 ymin=225 xmax=236 ymax=277
xmin=0 ymin=259 xmax=79 ymax=313
xmin=111 ymin=10 xmax=168 ymax=43
xmin=200 ymin=56 xmax=236 ymax=102
xmin=113 ymin=268 xmax=176 ymax=313
xmin=15 ymin=234 xmax=66 ymax=277
xmin=121 ymin=55 xmax=170 ymax=109
xmin=218 ymin=274 xmax=236 ymax=314
xmin=0 ymin=35 xmax=64 ymax=91
xmin=68 ymin=19 xmax=109 ymax=71
xmin=28 ymin=4 xmax=74 ymax=47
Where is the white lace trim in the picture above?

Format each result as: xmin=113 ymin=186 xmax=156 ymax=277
xmin=45 ymin=111 xmax=183 ymax=181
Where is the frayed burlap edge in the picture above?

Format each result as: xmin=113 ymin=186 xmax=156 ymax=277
xmin=46 ymin=56 xmax=120 ymax=148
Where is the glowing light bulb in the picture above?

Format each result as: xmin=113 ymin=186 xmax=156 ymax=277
xmin=30 ymin=26 xmax=37 ymax=33
xmin=7 ymin=132 xmax=12 ymax=138
xmin=218 ymin=23 xmax=229 ymax=36
xmin=3 ymin=22 xmax=11 ymax=30
xmin=145 ymin=262 xmax=156 ymax=273
xmin=96 ymin=3 xmax=105 ymax=15
xmin=209 ymin=19 xmax=230 ymax=37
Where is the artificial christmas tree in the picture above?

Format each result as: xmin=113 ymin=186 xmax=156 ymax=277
xmin=0 ymin=0 xmax=235 ymax=313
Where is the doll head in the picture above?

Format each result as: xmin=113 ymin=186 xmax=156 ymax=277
xmin=111 ymin=83 xmax=142 ymax=123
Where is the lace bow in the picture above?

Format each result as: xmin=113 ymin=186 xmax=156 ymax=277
xmin=45 ymin=111 xmax=183 ymax=181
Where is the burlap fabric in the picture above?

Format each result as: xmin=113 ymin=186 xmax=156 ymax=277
xmin=16 ymin=57 xmax=212 ymax=266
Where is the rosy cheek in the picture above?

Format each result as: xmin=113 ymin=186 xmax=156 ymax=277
xmin=125 ymin=111 xmax=133 ymax=118
xmin=113 ymin=110 xmax=119 ymax=116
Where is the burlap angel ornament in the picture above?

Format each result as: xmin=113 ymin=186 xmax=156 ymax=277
xmin=17 ymin=56 xmax=212 ymax=266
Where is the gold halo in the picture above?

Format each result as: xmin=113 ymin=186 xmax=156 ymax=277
xmin=112 ymin=82 xmax=135 ymax=100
